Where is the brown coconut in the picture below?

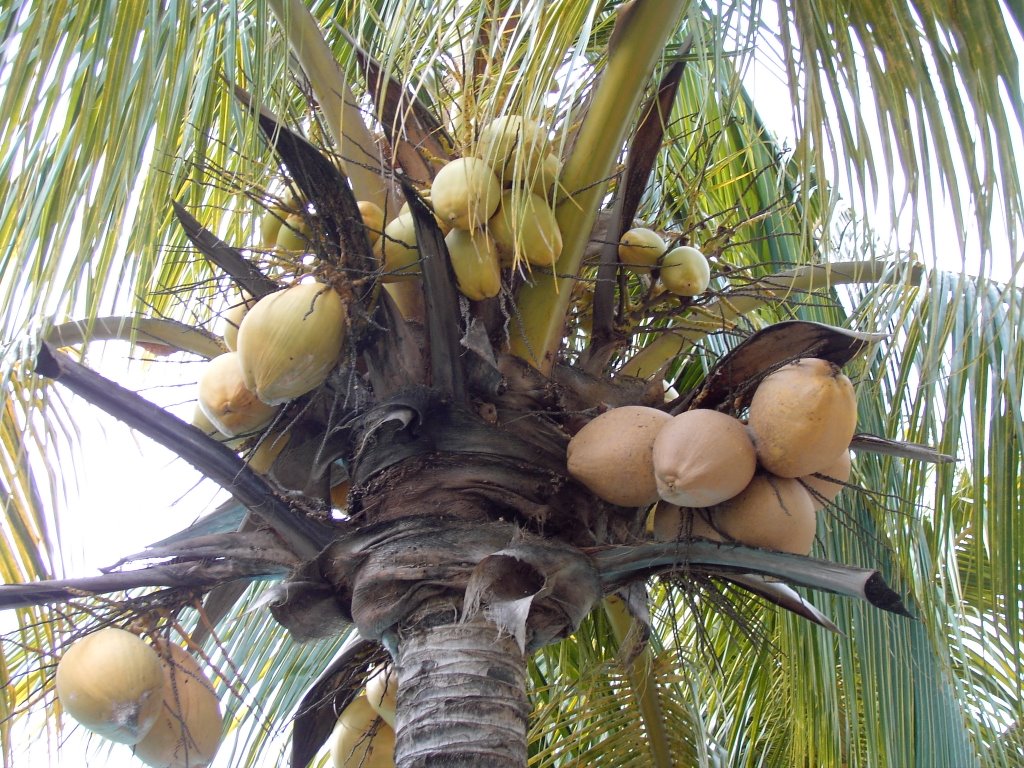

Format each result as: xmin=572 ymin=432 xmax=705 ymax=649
xmin=566 ymin=406 xmax=672 ymax=507
xmin=132 ymin=643 xmax=222 ymax=768
xmin=800 ymin=450 xmax=852 ymax=510
xmin=711 ymin=473 xmax=817 ymax=555
xmin=747 ymin=358 xmax=858 ymax=478
xmin=55 ymin=627 xmax=165 ymax=745
xmin=652 ymin=409 xmax=757 ymax=507
xmin=650 ymin=502 xmax=723 ymax=542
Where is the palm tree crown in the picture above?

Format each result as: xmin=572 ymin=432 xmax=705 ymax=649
xmin=0 ymin=1 xmax=1021 ymax=766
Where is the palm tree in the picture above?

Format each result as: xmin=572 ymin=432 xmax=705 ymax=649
xmin=0 ymin=1 xmax=1021 ymax=766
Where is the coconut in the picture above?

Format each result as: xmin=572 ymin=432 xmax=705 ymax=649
xmin=747 ymin=358 xmax=858 ymax=478
xmin=259 ymin=207 xmax=286 ymax=248
xmin=618 ymin=228 xmax=667 ymax=269
xmin=652 ymin=409 xmax=757 ymax=507
xmin=190 ymin=405 xmax=245 ymax=449
xmin=221 ymin=290 xmax=255 ymax=352
xmin=357 ymin=201 xmax=386 ymax=244
xmin=566 ymin=406 xmax=672 ymax=507
xmin=475 ymin=115 xmax=547 ymax=184
xmin=55 ymin=627 xmax=164 ymax=745
xmin=330 ymin=479 xmax=351 ymax=509
xmin=430 ymin=157 xmax=502 ymax=230
xmin=660 ymin=245 xmax=710 ymax=296
xmin=247 ymin=430 xmax=290 ymax=474
xmin=236 ymin=282 xmax=347 ymax=405
xmin=528 ymin=152 xmax=562 ymax=196
xmin=133 ymin=643 xmax=222 ymax=768
xmin=276 ymin=213 xmax=312 ymax=252
xmin=329 ymin=695 xmax=396 ymax=768
xmin=445 ymin=227 xmax=502 ymax=300
xmin=650 ymin=502 xmax=723 ymax=542
xmin=801 ymin=450 xmax=852 ymax=510
xmin=374 ymin=212 xmax=421 ymax=281
xmin=197 ymin=352 xmax=279 ymax=437
xmin=364 ymin=665 xmax=398 ymax=728
xmin=711 ymin=473 xmax=817 ymax=555
xmin=487 ymin=190 xmax=562 ymax=267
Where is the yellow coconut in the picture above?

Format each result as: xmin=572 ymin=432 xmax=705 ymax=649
xmin=330 ymin=479 xmax=352 ymax=509
xmin=133 ymin=643 xmax=223 ymax=768
xmin=526 ymin=152 xmax=562 ymax=196
xmin=236 ymin=282 xmax=347 ymax=405
xmin=660 ymin=245 xmax=710 ymax=296
xmin=330 ymin=695 xmax=396 ymax=768
xmin=221 ymin=290 xmax=255 ymax=352
xmin=197 ymin=352 xmax=279 ymax=437
xmin=801 ymin=450 xmax=852 ymax=510
xmin=374 ymin=212 xmax=422 ymax=281
xmin=618 ymin=228 xmax=667 ymax=270
xmin=55 ymin=627 xmax=165 ymax=745
xmin=652 ymin=409 xmax=757 ymax=507
xmin=650 ymin=502 xmax=723 ymax=542
xmin=357 ymin=201 xmax=386 ymax=244
xmin=364 ymin=665 xmax=398 ymax=728
xmin=475 ymin=115 xmax=546 ymax=184
xmin=246 ymin=430 xmax=291 ymax=474
xmin=259 ymin=207 xmax=287 ymax=249
xmin=566 ymin=406 xmax=673 ymax=507
xmin=430 ymin=157 xmax=502 ymax=230
xmin=747 ymin=358 xmax=858 ymax=478
xmin=711 ymin=473 xmax=817 ymax=555
xmin=277 ymin=213 xmax=312 ymax=253
xmin=487 ymin=190 xmax=562 ymax=267
xmin=398 ymin=194 xmax=450 ymax=234
xmin=445 ymin=227 xmax=502 ymax=300
xmin=190 ymin=405 xmax=245 ymax=449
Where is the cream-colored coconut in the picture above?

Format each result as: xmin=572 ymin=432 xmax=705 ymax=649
xmin=566 ymin=406 xmax=672 ymax=507
xmin=330 ymin=695 xmax=396 ymax=768
xmin=259 ymin=207 xmax=286 ymax=248
xmin=430 ymin=157 xmax=501 ymax=230
xmin=650 ymin=502 xmax=723 ymax=542
xmin=357 ymin=201 xmax=386 ymax=244
xmin=711 ymin=473 xmax=817 ymax=555
xmin=236 ymin=282 xmax=347 ymax=405
xmin=618 ymin=228 xmax=667 ymax=269
xmin=528 ymin=152 xmax=562 ymax=196
xmin=445 ymin=227 xmax=502 ymax=300
xmin=133 ymin=643 xmax=223 ymax=768
xmin=277 ymin=213 xmax=312 ymax=252
xmin=652 ymin=409 xmax=757 ymax=507
xmin=197 ymin=352 xmax=279 ymax=437
xmin=374 ymin=212 xmax=421 ymax=281
xmin=221 ymin=290 xmax=255 ymax=352
xmin=246 ymin=430 xmax=290 ymax=474
xmin=190 ymin=405 xmax=245 ymax=449
xmin=475 ymin=115 xmax=547 ymax=184
xmin=747 ymin=358 xmax=858 ymax=478
xmin=364 ymin=665 xmax=398 ymax=728
xmin=55 ymin=627 xmax=164 ymax=745
xmin=487 ymin=190 xmax=562 ymax=267
xmin=660 ymin=245 xmax=710 ymax=296
xmin=801 ymin=450 xmax=852 ymax=510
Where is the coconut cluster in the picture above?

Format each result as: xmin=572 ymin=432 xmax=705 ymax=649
xmin=618 ymin=227 xmax=711 ymax=298
xmin=198 ymin=280 xmax=346 ymax=430
xmin=369 ymin=114 xmax=563 ymax=302
xmin=55 ymin=628 xmax=222 ymax=767
xmin=329 ymin=666 xmax=398 ymax=768
xmin=566 ymin=357 xmax=857 ymax=555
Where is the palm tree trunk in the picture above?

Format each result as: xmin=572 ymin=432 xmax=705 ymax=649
xmin=394 ymin=609 xmax=529 ymax=767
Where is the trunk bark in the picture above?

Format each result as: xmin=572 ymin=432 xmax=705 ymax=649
xmin=394 ymin=609 xmax=529 ymax=767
